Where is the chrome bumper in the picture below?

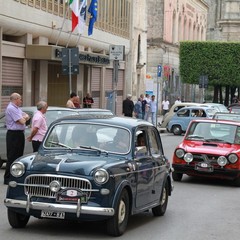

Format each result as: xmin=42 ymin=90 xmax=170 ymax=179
xmin=4 ymin=198 xmax=115 ymax=218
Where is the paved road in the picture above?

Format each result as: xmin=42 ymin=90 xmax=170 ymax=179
xmin=0 ymin=134 xmax=240 ymax=239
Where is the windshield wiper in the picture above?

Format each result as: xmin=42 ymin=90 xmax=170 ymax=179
xmin=186 ymin=135 xmax=204 ymax=140
xmin=79 ymin=145 xmax=109 ymax=155
xmin=48 ymin=141 xmax=73 ymax=150
xmin=205 ymin=138 xmax=232 ymax=144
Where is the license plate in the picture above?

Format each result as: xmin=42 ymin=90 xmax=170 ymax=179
xmin=195 ymin=162 xmax=213 ymax=172
xmin=41 ymin=211 xmax=65 ymax=219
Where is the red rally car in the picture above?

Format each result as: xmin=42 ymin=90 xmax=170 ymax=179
xmin=172 ymin=118 xmax=240 ymax=186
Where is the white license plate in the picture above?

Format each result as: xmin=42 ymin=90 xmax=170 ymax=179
xmin=41 ymin=211 xmax=65 ymax=219
xmin=200 ymin=162 xmax=208 ymax=168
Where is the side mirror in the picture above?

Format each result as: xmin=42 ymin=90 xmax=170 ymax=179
xmin=135 ymin=146 xmax=147 ymax=158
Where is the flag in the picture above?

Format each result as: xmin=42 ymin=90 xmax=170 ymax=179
xmin=69 ymin=0 xmax=79 ymax=32
xmin=78 ymin=0 xmax=87 ymax=34
xmin=88 ymin=0 xmax=98 ymax=36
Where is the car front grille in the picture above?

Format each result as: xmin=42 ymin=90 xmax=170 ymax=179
xmin=192 ymin=154 xmax=220 ymax=166
xmin=24 ymin=174 xmax=92 ymax=199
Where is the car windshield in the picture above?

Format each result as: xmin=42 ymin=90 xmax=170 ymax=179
xmin=213 ymin=114 xmax=240 ymax=121
xmin=185 ymin=122 xmax=240 ymax=144
xmin=44 ymin=123 xmax=131 ymax=154
xmin=45 ymin=110 xmax=79 ymax=126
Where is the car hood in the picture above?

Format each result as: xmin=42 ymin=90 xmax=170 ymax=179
xmin=179 ymin=140 xmax=240 ymax=155
xmin=24 ymin=152 xmax=124 ymax=175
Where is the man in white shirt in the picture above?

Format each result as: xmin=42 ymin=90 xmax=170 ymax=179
xmin=175 ymin=96 xmax=181 ymax=104
xmin=162 ymin=97 xmax=170 ymax=116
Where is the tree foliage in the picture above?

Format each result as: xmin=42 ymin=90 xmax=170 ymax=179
xmin=180 ymin=41 xmax=240 ymax=87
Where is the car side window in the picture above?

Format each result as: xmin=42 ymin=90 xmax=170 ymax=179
xmin=135 ymin=130 xmax=148 ymax=158
xmin=177 ymin=109 xmax=189 ymax=117
xmin=148 ymin=128 xmax=161 ymax=156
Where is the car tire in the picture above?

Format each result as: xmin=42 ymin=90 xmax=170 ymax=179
xmin=8 ymin=209 xmax=30 ymax=228
xmin=232 ymin=178 xmax=240 ymax=187
xmin=152 ymin=180 xmax=169 ymax=216
xmin=172 ymin=125 xmax=182 ymax=135
xmin=106 ymin=189 xmax=129 ymax=236
xmin=172 ymin=172 xmax=183 ymax=181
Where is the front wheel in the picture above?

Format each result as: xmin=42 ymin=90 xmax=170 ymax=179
xmin=152 ymin=180 xmax=169 ymax=216
xmin=172 ymin=125 xmax=182 ymax=135
xmin=8 ymin=209 xmax=30 ymax=228
xmin=106 ymin=189 xmax=129 ymax=236
xmin=172 ymin=172 xmax=183 ymax=181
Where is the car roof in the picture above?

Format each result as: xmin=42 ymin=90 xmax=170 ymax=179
xmin=51 ymin=115 xmax=153 ymax=129
xmin=21 ymin=106 xmax=79 ymax=112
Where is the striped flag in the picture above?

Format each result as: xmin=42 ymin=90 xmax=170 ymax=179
xmin=69 ymin=0 xmax=79 ymax=32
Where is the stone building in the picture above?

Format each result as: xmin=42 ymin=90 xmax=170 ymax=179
xmin=147 ymin=0 xmax=208 ymax=107
xmin=0 ymin=0 xmax=147 ymax=114
xmin=206 ymin=0 xmax=240 ymax=42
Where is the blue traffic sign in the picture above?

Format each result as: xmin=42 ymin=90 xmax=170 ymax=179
xmin=157 ymin=65 xmax=162 ymax=77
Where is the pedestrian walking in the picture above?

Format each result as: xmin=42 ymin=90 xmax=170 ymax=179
xmin=27 ymin=101 xmax=48 ymax=152
xmin=4 ymin=93 xmax=30 ymax=185
xmin=122 ymin=94 xmax=134 ymax=117
xmin=149 ymin=95 xmax=157 ymax=126
xmin=175 ymin=96 xmax=181 ymax=104
xmin=143 ymin=94 xmax=151 ymax=121
xmin=162 ymin=97 xmax=170 ymax=116
xmin=134 ymin=97 xmax=143 ymax=119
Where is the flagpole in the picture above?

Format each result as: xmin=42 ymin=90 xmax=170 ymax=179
xmin=56 ymin=1 xmax=69 ymax=46
xmin=66 ymin=31 xmax=73 ymax=48
xmin=75 ymin=33 xmax=82 ymax=47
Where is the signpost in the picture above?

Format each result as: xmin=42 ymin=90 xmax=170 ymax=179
xmin=109 ymin=45 xmax=125 ymax=114
xmin=156 ymin=65 xmax=162 ymax=127
xmin=199 ymin=75 xmax=208 ymax=103
xmin=62 ymin=47 xmax=79 ymax=94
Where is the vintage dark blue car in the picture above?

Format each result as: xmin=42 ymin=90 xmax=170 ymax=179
xmin=4 ymin=115 xmax=173 ymax=236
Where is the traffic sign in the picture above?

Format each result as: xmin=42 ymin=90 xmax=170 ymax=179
xmin=157 ymin=65 xmax=162 ymax=77
xmin=109 ymin=45 xmax=125 ymax=60
xmin=62 ymin=48 xmax=79 ymax=75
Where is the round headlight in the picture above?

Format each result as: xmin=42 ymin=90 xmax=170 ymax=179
xmin=228 ymin=154 xmax=238 ymax=164
xmin=217 ymin=156 xmax=227 ymax=167
xmin=175 ymin=149 xmax=185 ymax=158
xmin=94 ymin=169 xmax=109 ymax=184
xmin=184 ymin=153 xmax=193 ymax=163
xmin=10 ymin=162 xmax=25 ymax=177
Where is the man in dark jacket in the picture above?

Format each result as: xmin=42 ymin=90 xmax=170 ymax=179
xmin=122 ymin=94 xmax=134 ymax=117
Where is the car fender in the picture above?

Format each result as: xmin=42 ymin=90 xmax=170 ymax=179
xmin=111 ymin=179 xmax=133 ymax=210
xmin=168 ymin=119 xmax=185 ymax=130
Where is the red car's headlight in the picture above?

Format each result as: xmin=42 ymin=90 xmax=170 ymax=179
xmin=228 ymin=154 xmax=238 ymax=164
xmin=175 ymin=148 xmax=185 ymax=158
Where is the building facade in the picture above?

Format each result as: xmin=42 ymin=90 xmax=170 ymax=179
xmin=147 ymin=0 xmax=208 ymax=107
xmin=206 ymin=0 xmax=240 ymax=42
xmin=0 ymin=0 xmax=147 ymax=114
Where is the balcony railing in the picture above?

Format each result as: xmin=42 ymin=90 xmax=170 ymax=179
xmin=14 ymin=0 xmax=130 ymax=38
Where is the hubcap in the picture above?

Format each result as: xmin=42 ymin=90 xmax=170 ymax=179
xmin=161 ymin=188 xmax=166 ymax=205
xmin=118 ymin=200 xmax=126 ymax=224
